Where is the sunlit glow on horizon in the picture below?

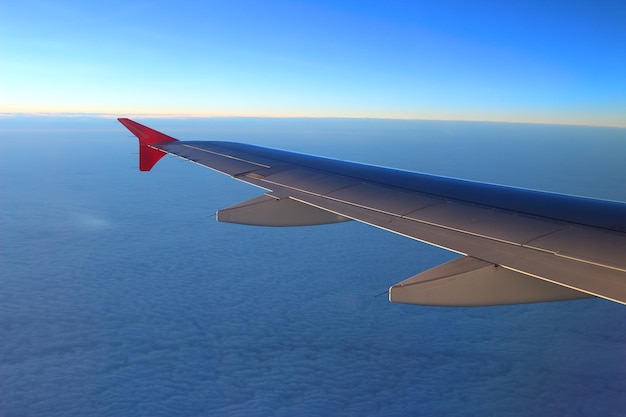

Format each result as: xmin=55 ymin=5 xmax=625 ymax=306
xmin=1 ymin=109 xmax=624 ymax=129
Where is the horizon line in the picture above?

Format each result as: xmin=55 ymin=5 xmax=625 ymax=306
xmin=1 ymin=111 xmax=624 ymax=129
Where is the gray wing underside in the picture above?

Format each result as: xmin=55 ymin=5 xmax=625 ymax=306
xmin=150 ymin=140 xmax=626 ymax=306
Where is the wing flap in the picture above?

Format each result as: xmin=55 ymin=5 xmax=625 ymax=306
xmin=261 ymin=167 xmax=360 ymax=195
xmin=526 ymin=226 xmax=626 ymax=270
xmin=405 ymin=201 xmax=569 ymax=245
xmin=325 ymin=183 xmax=442 ymax=216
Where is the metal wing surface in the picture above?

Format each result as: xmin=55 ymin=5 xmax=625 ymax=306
xmin=119 ymin=118 xmax=626 ymax=306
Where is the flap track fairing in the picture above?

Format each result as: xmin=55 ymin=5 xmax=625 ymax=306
xmin=217 ymin=194 xmax=351 ymax=226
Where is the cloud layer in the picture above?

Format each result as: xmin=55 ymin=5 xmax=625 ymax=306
xmin=1 ymin=117 xmax=625 ymax=416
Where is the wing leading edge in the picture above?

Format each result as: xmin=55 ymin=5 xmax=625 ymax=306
xmin=119 ymin=118 xmax=626 ymax=306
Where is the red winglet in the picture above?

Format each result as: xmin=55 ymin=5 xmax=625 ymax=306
xmin=118 ymin=118 xmax=179 ymax=171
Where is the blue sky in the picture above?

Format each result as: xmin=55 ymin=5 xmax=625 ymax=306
xmin=1 ymin=0 xmax=625 ymax=126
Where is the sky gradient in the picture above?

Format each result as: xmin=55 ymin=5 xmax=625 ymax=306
xmin=1 ymin=1 xmax=625 ymax=126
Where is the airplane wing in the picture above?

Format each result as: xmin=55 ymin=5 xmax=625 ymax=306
xmin=119 ymin=118 xmax=626 ymax=306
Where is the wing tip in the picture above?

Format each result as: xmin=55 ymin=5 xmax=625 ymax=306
xmin=118 ymin=118 xmax=178 ymax=171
